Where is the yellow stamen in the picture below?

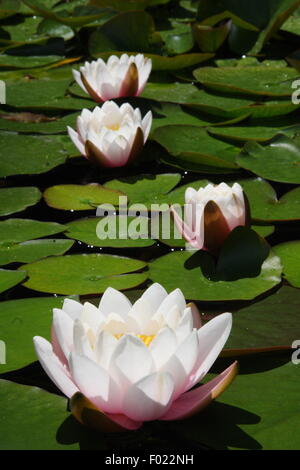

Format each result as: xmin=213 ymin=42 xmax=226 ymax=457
xmin=106 ymin=124 xmax=120 ymax=131
xmin=114 ymin=333 xmax=155 ymax=346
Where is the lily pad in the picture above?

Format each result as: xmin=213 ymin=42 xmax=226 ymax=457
xmin=193 ymin=66 xmax=299 ymax=97
xmin=19 ymin=254 xmax=148 ymax=294
xmin=238 ymin=135 xmax=300 ymax=184
xmin=273 ymin=241 xmax=300 ymax=288
xmin=66 ymin=217 xmax=155 ymax=248
xmin=0 ymin=112 xmax=77 ymax=134
xmin=226 ymin=286 xmax=300 ymax=349
xmin=149 ymin=250 xmax=282 ymax=301
xmin=208 ymin=126 xmax=282 ymax=144
xmin=0 ymin=269 xmax=26 ymax=293
xmin=142 ymin=83 xmax=300 ymax=118
xmin=153 ymin=125 xmax=240 ymax=173
xmin=43 ymin=184 xmax=123 ymax=211
xmin=0 ymin=219 xmax=66 ymax=245
xmin=0 ymin=239 xmax=74 ymax=266
xmin=0 ymin=134 xmax=70 ymax=177
xmin=173 ymin=359 xmax=300 ymax=450
xmin=0 ymin=187 xmax=41 ymax=216
xmin=0 ymin=380 xmax=82 ymax=450
xmin=239 ymin=179 xmax=300 ymax=222
xmin=104 ymin=173 xmax=182 ymax=208
xmin=0 ymin=296 xmax=67 ymax=373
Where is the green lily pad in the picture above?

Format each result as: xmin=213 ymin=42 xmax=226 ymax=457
xmin=0 ymin=55 xmax=65 ymax=70
xmin=0 ymin=112 xmax=77 ymax=134
xmin=0 ymin=187 xmax=41 ymax=216
xmin=66 ymin=217 xmax=155 ymax=248
xmin=174 ymin=358 xmax=300 ymax=450
xmin=0 ymin=0 xmax=20 ymax=19
xmin=6 ymin=77 xmax=94 ymax=111
xmin=0 ymin=296 xmax=67 ymax=373
xmin=0 ymin=239 xmax=74 ymax=266
xmin=149 ymin=250 xmax=282 ymax=301
xmin=208 ymin=126 xmax=282 ymax=144
xmin=238 ymin=135 xmax=300 ymax=184
xmin=19 ymin=254 xmax=148 ymax=295
xmin=273 ymin=241 xmax=300 ymax=288
xmin=43 ymin=184 xmax=123 ymax=211
xmin=226 ymin=286 xmax=300 ymax=349
xmin=153 ymin=125 xmax=239 ymax=173
xmin=90 ymin=0 xmax=170 ymax=10
xmin=239 ymin=178 xmax=300 ymax=222
xmin=142 ymin=83 xmax=300 ymax=118
xmin=193 ymin=66 xmax=299 ymax=97
xmin=0 ymin=380 xmax=82 ymax=450
xmin=0 ymin=219 xmax=66 ymax=245
xmin=22 ymin=0 xmax=114 ymax=27
xmin=0 ymin=134 xmax=70 ymax=177
xmin=104 ymin=173 xmax=182 ymax=208
xmin=0 ymin=269 xmax=26 ymax=293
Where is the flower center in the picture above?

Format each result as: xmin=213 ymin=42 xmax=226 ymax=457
xmin=106 ymin=123 xmax=120 ymax=131
xmin=114 ymin=333 xmax=155 ymax=346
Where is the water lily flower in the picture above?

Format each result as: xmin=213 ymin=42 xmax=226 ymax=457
xmin=33 ymin=283 xmax=236 ymax=432
xmin=171 ymin=182 xmax=248 ymax=255
xmin=67 ymin=101 xmax=152 ymax=167
xmin=73 ymin=54 xmax=152 ymax=102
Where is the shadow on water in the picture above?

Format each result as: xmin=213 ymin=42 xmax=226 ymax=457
xmin=55 ymin=402 xmax=262 ymax=451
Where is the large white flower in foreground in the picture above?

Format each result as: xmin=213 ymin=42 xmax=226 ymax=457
xmin=34 ymin=284 xmax=236 ymax=432
xmin=171 ymin=182 xmax=248 ymax=255
xmin=73 ymin=54 xmax=152 ymax=102
xmin=67 ymin=101 xmax=152 ymax=168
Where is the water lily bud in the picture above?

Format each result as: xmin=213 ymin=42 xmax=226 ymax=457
xmin=171 ymin=182 xmax=248 ymax=255
xmin=33 ymin=284 xmax=236 ymax=432
xmin=67 ymin=101 xmax=152 ymax=168
xmin=73 ymin=54 xmax=152 ymax=102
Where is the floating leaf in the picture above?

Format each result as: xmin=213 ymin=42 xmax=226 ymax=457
xmin=0 ymin=219 xmax=66 ymax=245
xmin=238 ymin=135 xmax=300 ymax=184
xmin=43 ymin=184 xmax=123 ymax=211
xmin=0 ymin=269 xmax=26 ymax=293
xmin=0 ymin=134 xmax=70 ymax=177
xmin=0 ymin=296 xmax=68 ymax=373
xmin=0 ymin=112 xmax=77 ymax=134
xmin=273 ymin=241 xmax=300 ymax=288
xmin=0 ymin=239 xmax=74 ymax=266
xmin=149 ymin=250 xmax=282 ymax=301
xmin=19 ymin=254 xmax=148 ymax=294
xmin=193 ymin=66 xmax=299 ymax=97
xmin=66 ymin=217 xmax=155 ymax=248
xmin=153 ymin=125 xmax=239 ymax=172
xmin=0 ymin=187 xmax=41 ymax=216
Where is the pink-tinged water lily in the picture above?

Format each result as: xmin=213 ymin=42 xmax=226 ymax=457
xmin=33 ymin=283 xmax=236 ymax=432
xmin=171 ymin=182 xmax=248 ymax=255
xmin=73 ymin=54 xmax=152 ymax=102
xmin=67 ymin=101 xmax=152 ymax=168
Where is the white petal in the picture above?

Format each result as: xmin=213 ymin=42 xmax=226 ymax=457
xmin=69 ymin=353 xmax=121 ymax=414
xmin=94 ymin=330 xmax=118 ymax=370
xmin=52 ymin=308 xmax=74 ymax=360
xmin=175 ymin=307 xmax=194 ymax=343
xmin=103 ymin=313 xmax=126 ymax=335
xmin=79 ymin=302 xmax=105 ymax=332
xmin=140 ymin=283 xmax=168 ymax=315
xmin=67 ymin=126 xmax=85 ymax=156
xmin=72 ymin=69 xmax=87 ymax=93
xmin=141 ymin=111 xmax=152 ymax=142
xmin=187 ymin=312 xmax=232 ymax=390
xmin=73 ymin=320 xmax=95 ymax=361
xmin=99 ymin=287 xmax=132 ymax=317
xmin=157 ymin=288 xmax=186 ymax=317
xmin=149 ymin=327 xmax=177 ymax=369
xmin=127 ymin=298 xmax=153 ymax=332
xmin=62 ymin=298 xmax=83 ymax=320
xmin=122 ymin=372 xmax=174 ymax=421
xmin=34 ymin=336 xmax=78 ymax=398
xmin=110 ymin=335 xmax=154 ymax=388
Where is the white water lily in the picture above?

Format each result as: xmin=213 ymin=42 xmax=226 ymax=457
xmin=73 ymin=54 xmax=152 ymax=102
xmin=34 ymin=283 xmax=236 ymax=432
xmin=171 ymin=182 xmax=248 ymax=254
xmin=67 ymin=101 xmax=152 ymax=167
